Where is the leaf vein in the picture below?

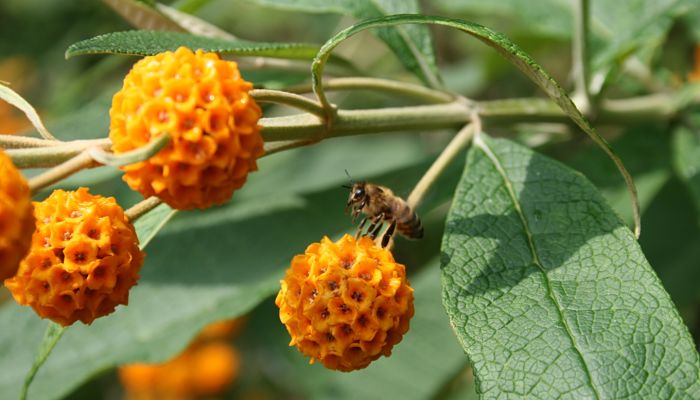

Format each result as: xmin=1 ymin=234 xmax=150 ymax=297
xmin=474 ymin=134 xmax=602 ymax=399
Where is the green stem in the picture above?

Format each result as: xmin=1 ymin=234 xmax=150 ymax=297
xmin=0 ymin=135 xmax=61 ymax=149
xmin=407 ymin=118 xmax=479 ymax=209
xmin=6 ymin=139 xmax=110 ymax=168
xmin=250 ymin=89 xmax=326 ymax=118
xmin=286 ymin=77 xmax=455 ymax=104
xmin=2 ymin=88 xmax=693 ymax=170
xmin=572 ymin=0 xmax=591 ymax=114
xmin=21 ymin=323 xmax=66 ymax=400
xmin=259 ymin=90 xmax=687 ymax=144
xmin=125 ymin=197 xmax=163 ymax=222
xmin=261 ymin=101 xmax=473 ymax=141
xmin=28 ymin=150 xmax=98 ymax=195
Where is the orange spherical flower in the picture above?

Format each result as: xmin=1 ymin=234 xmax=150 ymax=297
xmin=0 ymin=149 xmax=34 ymax=281
xmin=5 ymin=188 xmax=144 ymax=326
xmin=275 ymin=234 xmax=414 ymax=372
xmin=109 ymin=46 xmax=264 ymax=210
xmin=119 ymin=342 xmax=239 ymax=399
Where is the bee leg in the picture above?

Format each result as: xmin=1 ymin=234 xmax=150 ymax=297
xmin=355 ymin=216 xmax=368 ymax=239
xmin=380 ymin=220 xmax=397 ymax=248
xmin=369 ymin=215 xmax=385 ymax=240
xmin=362 ymin=213 xmax=384 ymax=239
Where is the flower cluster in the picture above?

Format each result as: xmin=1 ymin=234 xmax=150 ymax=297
xmin=109 ymin=47 xmax=264 ymax=210
xmin=276 ymin=234 xmax=414 ymax=371
xmin=5 ymin=188 xmax=144 ymax=326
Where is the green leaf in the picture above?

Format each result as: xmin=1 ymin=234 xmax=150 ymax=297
xmin=133 ymin=203 xmax=176 ymax=249
xmin=0 ymin=133 xmax=446 ymax=400
xmin=441 ymin=134 xmax=700 ymax=398
xmin=65 ymin=30 xmax=322 ymax=60
xmin=683 ymin=6 xmax=700 ymax=41
xmin=589 ymin=0 xmax=693 ymax=72
xmin=20 ymin=323 xmax=65 ymax=400
xmin=432 ymin=0 xmax=572 ymax=38
xmin=673 ymin=125 xmax=700 ymax=224
xmin=0 ymin=83 xmax=57 ymax=140
xmin=312 ymin=14 xmax=640 ymax=236
xmin=433 ymin=0 xmax=693 ymax=75
xmin=240 ymin=0 xmax=442 ymax=87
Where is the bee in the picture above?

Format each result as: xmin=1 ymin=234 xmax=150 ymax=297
xmin=345 ymin=180 xmax=423 ymax=248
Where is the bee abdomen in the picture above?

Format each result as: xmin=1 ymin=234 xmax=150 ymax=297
xmin=395 ymin=205 xmax=423 ymax=239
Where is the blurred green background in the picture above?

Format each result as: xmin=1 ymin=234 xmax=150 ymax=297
xmin=1 ymin=0 xmax=699 ymax=399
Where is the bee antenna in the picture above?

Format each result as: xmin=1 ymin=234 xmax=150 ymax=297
xmin=341 ymin=184 xmax=352 ymax=189
xmin=344 ymin=169 xmax=354 ymax=185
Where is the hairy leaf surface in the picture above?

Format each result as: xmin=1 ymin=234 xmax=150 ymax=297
xmin=66 ymin=30 xmax=321 ymax=59
xmin=441 ymin=135 xmax=700 ymax=398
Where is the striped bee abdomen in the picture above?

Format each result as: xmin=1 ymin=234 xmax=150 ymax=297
xmin=395 ymin=201 xmax=423 ymax=239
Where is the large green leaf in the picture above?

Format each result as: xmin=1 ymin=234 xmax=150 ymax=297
xmin=65 ymin=30 xmax=322 ymax=59
xmin=0 ymin=133 xmax=448 ymax=400
xmin=240 ymin=0 xmax=441 ymax=87
xmin=441 ymin=134 xmax=700 ymax=398
xmin=673 ymin=125 xmax=700 ymax=224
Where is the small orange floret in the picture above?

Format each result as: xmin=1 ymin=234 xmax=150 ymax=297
xmin=0 ymin=149 xmax=34 ymax=280
xmin=4 ymin=188 xmax=144 ymax=326
xmin=109 ymin=47 xmax=264 ymax=210
xmin=275 ymin=234 xmax=414 ymax=372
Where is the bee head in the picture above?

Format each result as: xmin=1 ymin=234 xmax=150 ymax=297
xmin=345 ymin=182 xmax=367 ymax=215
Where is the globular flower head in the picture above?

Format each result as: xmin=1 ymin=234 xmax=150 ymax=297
xmin=4 ymin=188 xmax=144 ymax=326
xmin=119 ymin=322 xmax=241 ymax=398
xmin=0 ymin=149 xmax=34 ymax=281
xmin=276 ymin=234 xmax=414 ymax=372
xmin=109 ymin=47 xmax=264 ymax=210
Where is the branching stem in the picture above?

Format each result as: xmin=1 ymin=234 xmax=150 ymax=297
xmin=286 ymin=77 xmax=455 ymax=104
xmin=28 ymin=149 xmax=99 ymax=195
xmin=7 ymin=139 xmax=111 ymax=168
xmin=251 ymin=89 xmax=326 ymax=118
xmin=125 ymin=197 xmax=163 ymax=222
xmin=407 ymin=116 xmax=480 ymax=209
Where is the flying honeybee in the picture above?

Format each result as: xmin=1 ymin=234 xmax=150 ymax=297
xmin=345 ymin=180 xmax=423 ymax=248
